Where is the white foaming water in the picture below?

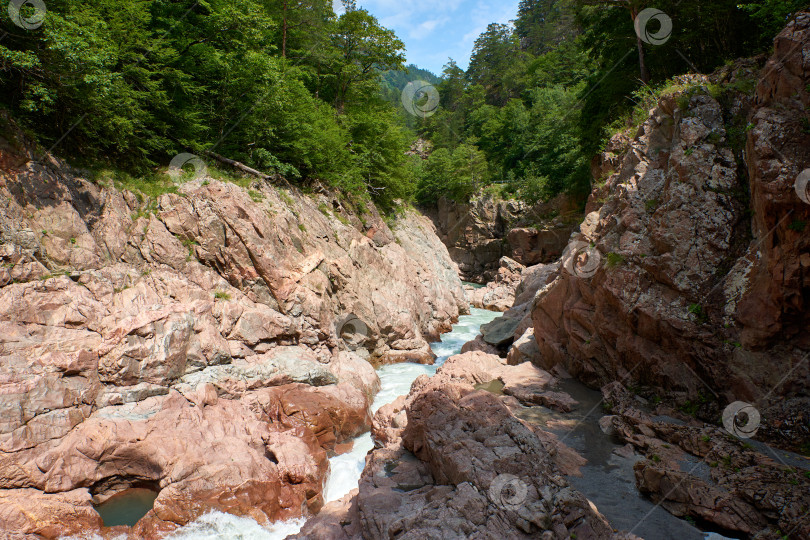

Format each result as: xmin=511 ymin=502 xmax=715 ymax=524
xmin=321 ymin=307 xmax=499 ymax=504
xmin=166 ymin=512 xmax=307 ymax=539
xmin=155 ymin=306 xmax=499 ymax=540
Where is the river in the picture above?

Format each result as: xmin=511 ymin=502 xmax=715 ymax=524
xmin=136 ymin=302 xmax=742 ymax=540
xmin=166 ymin=306 xmax=501 ymax=539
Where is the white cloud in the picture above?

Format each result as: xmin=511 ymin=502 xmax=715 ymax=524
xmin=345 ymin=0 xmax=520 ymax=73
xmin=409 ymin=17 xmax=449 ymax=39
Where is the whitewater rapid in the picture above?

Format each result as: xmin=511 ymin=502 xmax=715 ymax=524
xmin=168 ymin=306 xmax=500 ymax=539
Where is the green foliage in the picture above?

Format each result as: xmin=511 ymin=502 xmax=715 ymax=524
xmin=0 ymin=0 xmax=413 ymax=206
xmin=605 ymin=252 xmax=625 ymax=268
xmin=516 ymin=0 xmax=580 ymax=56
xmin=0 ymin=0 xmax=796 ymax=214
xmin=738 ymin=1 xmax=806 ymax=42
xmin=688 ymin=303 xmax=709 ymax=324
xmin=379 ymin=64 xmax=441 ymax=121
xmin=467 ymin=23 xmax=528 ymax=107
xmin=415 ymin=144 xmax=489 ymax=205
xmin=788 ymin=219 xmax=807 ymax=232
xmin=214 ymin=291 xmax=231 ymax=300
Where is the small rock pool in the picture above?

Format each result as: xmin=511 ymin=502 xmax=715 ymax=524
xmin=93 ymin=487 xmax=158 ymax=528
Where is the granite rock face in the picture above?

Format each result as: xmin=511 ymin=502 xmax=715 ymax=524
xmin=529 ymin=22 xmax=809 ymax=442
xmin=429 ymin=194 xmax=523 ymax=283
xmin=428 ymin=193 xmax=579 ymax=283
xmin=0 ymin=121 xmax=467 ymax=536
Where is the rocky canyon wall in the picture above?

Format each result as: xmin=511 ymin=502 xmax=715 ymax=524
xmin=529 ymin=14 xmax=809 ymax=447
xmin=0 ymin=117 xmax=467 ymax=537
xmin=426 ymin=193 xmax=579 ymax=283
xmin=292 ymin=14 xmax=810 ymax=540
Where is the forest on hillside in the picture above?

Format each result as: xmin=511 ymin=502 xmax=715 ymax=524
xmin=0 ymin=0 xmax=806 ymax=210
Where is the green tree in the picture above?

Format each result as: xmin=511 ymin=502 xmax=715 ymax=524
xmin=467 ymin=23 xmax=528 ymax=106
xmin=329 ymin=7 xmax=405 ymax=112
xmin=415 ymin=144 xmax=489 ymax=205
xmin=515 ymin=0 xmax=580 ymax=54
xmin=738 ymin=1 xmax=806 ymax=42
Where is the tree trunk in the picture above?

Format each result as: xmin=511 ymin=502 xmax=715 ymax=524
xmin=636 ymin=35 xmax=650 ymax=84
xmin=204 ymin=150 xmax=270 ymax=180
xmin=282 ymin=1 xmax=288 ymax=58
xmin=630 ymin=7 xmax=650 ymax=84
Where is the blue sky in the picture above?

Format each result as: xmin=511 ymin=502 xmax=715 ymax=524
xmin=333 ymin=0 xmax=521 ymax=75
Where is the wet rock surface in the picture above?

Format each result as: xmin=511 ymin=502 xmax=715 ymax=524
xmin=600 ymin=382 xmax=810 ymax=538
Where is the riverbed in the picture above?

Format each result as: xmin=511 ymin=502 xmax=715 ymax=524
xmin=165 ymin=305 xmax=738 ymax=540
xmin=167 ymin=307 xmax=501 ymax=539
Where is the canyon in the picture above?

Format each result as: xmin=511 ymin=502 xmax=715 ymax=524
xmin=1 ymin=10 xmax=809 ymax=540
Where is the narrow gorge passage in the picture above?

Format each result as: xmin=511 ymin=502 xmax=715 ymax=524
xmin=2 ymin=2 xmax=809 ymax=539
xmin=322 ymin=304 xmax=501 ymax=505
xmin=162 ymin=303 xmax=502 ymax=538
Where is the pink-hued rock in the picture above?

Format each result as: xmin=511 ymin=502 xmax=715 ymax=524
xmin=313 ymin=382 xmax=620 ymax=539
xmin=428 ymin=195 xmax=523 ymax=282
xmin=736 ymin=13 xmax=810 ymax=351
xmin=294 ymin=490 xmax=362 ymax=540
xmin=0 ymin=488 xmax=103 ymax=539
xmin=460 ymin=334 xmax=500 ymax=355
xmin=507 ymin=327 xmax=542 ymax=365
xmin=467 ymin=256 xmax=524 ymax=312
xmin=0 ymin=391 xmax=328 ymax=537
xmin=0 ymin=113 xmax=467 ymax=535
xmin=530 ymin=29 xmax=810 ymax=424
xmin=508 ymin=225 xmax=575 ymax=267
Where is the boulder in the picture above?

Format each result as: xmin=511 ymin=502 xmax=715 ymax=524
xmin=481 ymin=316 xmax=522 ymax=347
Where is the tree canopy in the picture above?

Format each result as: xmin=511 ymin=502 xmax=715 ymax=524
xmin=0 ymin=0 xmax=804 ymax=210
